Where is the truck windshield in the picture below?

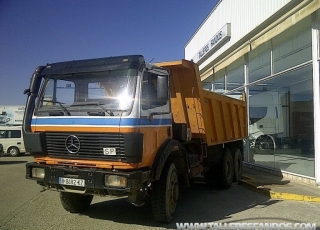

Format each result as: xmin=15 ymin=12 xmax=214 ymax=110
xmin=36 ymin=69 xmax=137 ymax=116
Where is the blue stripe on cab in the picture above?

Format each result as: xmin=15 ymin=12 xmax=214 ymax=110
xmin=31 ymin=117 xmax=172 ymax=126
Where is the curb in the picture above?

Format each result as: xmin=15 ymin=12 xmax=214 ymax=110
xmin=239 ymin=179 xmax=320 ymax=203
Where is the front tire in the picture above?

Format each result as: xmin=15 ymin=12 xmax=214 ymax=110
xmin=8 ymin=147 xmax=20 ymax=157
xmin=255 ymin=135 xmax=275 ymax=154
xmin=59 ymin=192 xmax=93 ymax=213
xmin=151 ymin=163 xmax=179 ymax=223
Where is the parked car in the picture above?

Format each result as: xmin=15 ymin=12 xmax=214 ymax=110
xmin=0 ymin=126 xmax=25 ymax=157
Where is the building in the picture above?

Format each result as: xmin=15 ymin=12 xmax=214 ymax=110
xmin=185 ymin=0 xmax=320 ymax=185
xmin=0 ymin=105 xmax=25 ymax=126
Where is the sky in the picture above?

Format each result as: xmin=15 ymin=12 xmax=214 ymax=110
xmin=0 ymin=0 xmax=219 ymax=105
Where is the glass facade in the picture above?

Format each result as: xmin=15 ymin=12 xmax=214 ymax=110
xmin=273 ymin=29 xmax=312 ymax=73
xmin=209 ymin=69 xmax=226 ymax=93
xmin=210 ymin=16 xmax=316 ymax=177
xmin=248 ymin=65 xmax=314 ymax=177
xmin=248 ymin=43 xmax=271 ymax=83
xmin=226 ymin=58 xmax=245 ymax=94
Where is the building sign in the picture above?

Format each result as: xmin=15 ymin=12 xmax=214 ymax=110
xmin=192 ymin=23 xmax=231 ymax=63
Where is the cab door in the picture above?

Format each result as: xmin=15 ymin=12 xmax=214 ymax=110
xmin=139 ymin=70 xmax=171 ymax=166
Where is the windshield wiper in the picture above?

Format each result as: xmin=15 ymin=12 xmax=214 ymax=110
xmin=70 ymin=102 xmax=114 ymax=116
xmin=43 ymin=100 xmax=71 ymax=116
xmin=107 ymin=109 xmax=127 ymax=113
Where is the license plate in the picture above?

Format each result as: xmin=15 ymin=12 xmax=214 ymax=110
xmin=59 ymin=177 xmax=85 ymax=187
xmin=103 ymin=147 xmax=116 ymax=155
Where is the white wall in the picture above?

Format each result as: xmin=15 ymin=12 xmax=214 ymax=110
xmin=185 ymin=0 xmax=293 ymax=70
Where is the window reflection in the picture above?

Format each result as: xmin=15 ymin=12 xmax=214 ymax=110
xmin=212 ymin=70 xmax=225 ymax=93
xmin=248 ymin=65 xmax=314 ymax=177
xmin=248 ymin=43 xmax=271 ymax=83
xmin=227 ymin=59 xmax=244 ymax=92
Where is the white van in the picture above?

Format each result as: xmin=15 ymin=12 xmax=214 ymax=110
xmin=0 ymin=126 xmax=25 ymax=157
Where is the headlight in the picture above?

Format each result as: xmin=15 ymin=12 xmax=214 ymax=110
xmin=32 ymin=168 xmax=45 ymax=179
xmin=105 ymin=175 xmax=127 ymax=188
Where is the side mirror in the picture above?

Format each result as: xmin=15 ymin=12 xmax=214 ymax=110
xmin=23 ymin=89 xmax=30 ymax=95
xmin=157 ymin=75 xmax=168 ymax=101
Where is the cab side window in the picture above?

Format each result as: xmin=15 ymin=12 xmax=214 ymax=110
xmin=141 ymin=72 xmax=158 ymax=110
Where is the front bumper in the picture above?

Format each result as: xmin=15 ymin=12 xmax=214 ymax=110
xmin=26 ymin=162 xmax=151 ymax=196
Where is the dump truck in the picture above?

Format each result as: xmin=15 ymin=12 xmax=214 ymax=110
xmin=24 ymin=55 xmax=247 ymax=223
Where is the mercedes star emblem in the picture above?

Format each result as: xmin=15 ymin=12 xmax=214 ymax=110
xmin=65 ymin=135 xmax=80 ymax=154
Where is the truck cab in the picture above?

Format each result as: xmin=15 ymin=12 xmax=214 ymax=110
xmin=24 ymin=55 xmax=170 ymax=165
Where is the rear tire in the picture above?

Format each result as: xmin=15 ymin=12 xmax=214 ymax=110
xmin=151 ymin=163 xmax=179 ymax=223
xmin=204 ymin=148 xmax=234 ymax=189
xmin=219 ymin=148 xmax=234 ymax=189
xmin=232 ymin=148 xmax=243 ymax=182
xmin=8 ymin=147 xmax=20 ymax=157
xmin=59 ymin=192 xmax=93 ymax=213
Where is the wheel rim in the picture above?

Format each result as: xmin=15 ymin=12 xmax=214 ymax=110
xmin=259 ymin=141 xmax=270 ymax=150
xmin=9 ymin=148 xmax=18 ymax=156
xmin=226 ymin=159 xmax=232 ymax=180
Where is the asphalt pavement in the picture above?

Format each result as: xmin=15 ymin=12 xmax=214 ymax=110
xmin=2 ymin=155 xmax=320 ymax=229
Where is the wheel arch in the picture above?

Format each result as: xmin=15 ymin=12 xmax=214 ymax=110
xmin=225 ymin=140 xmax=244 ymax=158
xmin=7 ymin=145 xmax=20 ymax=153
xmin=151 ymin=139 xmax=188 ymax=181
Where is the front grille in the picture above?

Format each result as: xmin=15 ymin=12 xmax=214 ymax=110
xmin=46 ymin=132 xmax=125 ymax=160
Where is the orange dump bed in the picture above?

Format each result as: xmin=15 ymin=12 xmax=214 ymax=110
xmin=157 ymin=59 xmax=248 ymax=146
